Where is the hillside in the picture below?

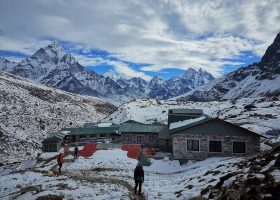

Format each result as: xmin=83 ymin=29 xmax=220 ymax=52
xmin=0 ymin=71 xmax=116 ymax=164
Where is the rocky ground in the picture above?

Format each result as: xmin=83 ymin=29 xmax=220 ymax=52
xmin=191 ymin=143 xmax=280 ymax=200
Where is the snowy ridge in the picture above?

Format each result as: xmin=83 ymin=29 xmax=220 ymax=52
xmin=0 ymin=71 xmax=116 ymax=164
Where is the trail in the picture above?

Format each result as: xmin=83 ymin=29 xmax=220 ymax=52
xmin=50 ymin=160 xmax=146 ymax=200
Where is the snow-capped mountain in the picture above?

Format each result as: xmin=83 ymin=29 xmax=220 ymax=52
xmin=148 ymin=68 xmax=214 ymax=99
xmin=0 ymin=70 xmax=116 ymax=164
xmin=103 ymin=69 xmax=123 ymax=81
xmin=109 ymin=68 xmax=214 ymax=100
xmin=3 ymin=42 xmax=126 ymax=101
xmin=0 ymin=57 xmax=17 ymax=72
xmin=177 ymin=32 xmax=280 ymax=102
xmin=0 ymin=42 xmax=214 ymax=102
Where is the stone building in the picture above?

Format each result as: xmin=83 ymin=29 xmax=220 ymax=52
xmin=170 ymin=116 xmax=262 ymax=161
xmin=119 ymin=120 xmax=165 ymax=148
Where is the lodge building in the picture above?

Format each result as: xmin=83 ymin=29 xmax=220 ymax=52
xmin=42 ymin=109 xmax=262 ymax=160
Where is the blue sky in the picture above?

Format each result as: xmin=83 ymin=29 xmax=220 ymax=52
xmin=0 ymin=0 xmax=279 ymax=80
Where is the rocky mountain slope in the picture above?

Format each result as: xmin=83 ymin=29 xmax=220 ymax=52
xmin=177 ymin=32 xmax=280 ymax=102
xmin=0 ymin=71 xmax=116 ymax=164
xmin=103 ymin=97 xmax=280 ymax=137
xmin=0 ymin=57 xmax=17 ymax=72
xmin=0 ymin=42 xmax=214 ymax=102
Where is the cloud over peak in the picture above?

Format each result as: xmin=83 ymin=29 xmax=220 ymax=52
xmin=0 ymin=0 xmax=279 ymax=79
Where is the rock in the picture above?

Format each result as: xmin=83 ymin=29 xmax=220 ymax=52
xmin=250 ymin=164 xmax=262 ymax=173
xmin=200 ymin=185 xmax=213 ymax=196
xmin=274 ymin=154 xmax=280 ymax=168
xmin=20 ymin=184 xmax=42 ymax=194
xmin=246 ymin=174 xmax=263 ymax=185
xmin=262 ymin=182 xmax=280 ymax=199
xmin=185 ymin=185 xmax=193 ymax=189
xmin=215 ymin=172 xmax=238 ymax=188
xmin=264 ymin=172 xmax=275 ymax=183
xmin=36 ymin=194 xmax=64 ymax=200
xmin=16 ymin=184 xmax=22 ymax=188
xmin=244 ymin=104 xmax=256 ymax=110
xmin=47 ymin=171 xmax=54 ymax=176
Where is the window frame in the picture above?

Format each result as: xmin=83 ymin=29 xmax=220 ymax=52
xmin=137 ymin=135 xmax=144 ymax=142
xmin=209 ymin=140 xmax=223 ymax=153
xmin=125 ymin=135 xmax=133 ymax=141
xmin=232 ymin=141 xmax=246 ymax=154
xmin=166 ymin=139 xmax=170 ymax=146
xmin=186 ymin=139 xmax=200 ymax=151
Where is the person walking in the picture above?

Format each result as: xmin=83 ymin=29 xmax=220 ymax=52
xmin=134 ymin=162 xmax=144 ymax=196
xmin=74 ymin=146 xmax=79 ymax=159
xmin=57 ymin=153 xmax=64 ymax=174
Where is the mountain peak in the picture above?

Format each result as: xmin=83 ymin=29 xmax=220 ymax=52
xmin=261 ymin=32 xmax=280 ymax=63
xmin=30 ymin=41 xmax=66 ymax=62
xmin=103 ymin=70 xmax=123 ymax=81
xmin=181 ymin=68 xmax=199 ymax=78
xmin=259 ymin=32 xmax=280 ymax=74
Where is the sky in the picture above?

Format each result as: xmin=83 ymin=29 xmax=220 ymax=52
xmin=0 ymin=0 xmax=279 ymax=81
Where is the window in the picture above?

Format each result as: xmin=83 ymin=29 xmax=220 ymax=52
xmin=209 ymin=141 xmax=222 ymax=152
xmin=126 ymin=135 xmax=132 ymax=141
xmin=137 ymin=136 xmax=144 ymax=142
xmin=149 ymin=135 xmax=154 ymax=141
xmin=233 ymin=141 xmax=246 ymax=153
xmin=45 ymin=144 xmax=57 ymax=152
xmin=187 ymin=139 xmax=199 ymax=151
xmin=166 ymin=139 xmax=170 ymax=145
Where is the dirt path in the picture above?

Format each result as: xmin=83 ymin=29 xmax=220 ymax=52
xmin=50 ymin=162 xmax=146 ymax=200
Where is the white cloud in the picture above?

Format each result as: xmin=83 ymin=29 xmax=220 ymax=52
xmin=0 ymin=0 xmax=279 ymax=77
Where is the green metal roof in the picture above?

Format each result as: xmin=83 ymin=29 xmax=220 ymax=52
xmin=42 ymin=131 xmax=68 ymax=144
xmin=168 ymin=109 xmax=204 ymax=126
xmin=169 ymin=116 xmax=213 ymax=134
xmin=169 ymin=117 xmax=264 ymax=137
xmin=119 ymin=122 xmax=163 ymax=133
xmin=62 ymin=126 xmax=119 ymax=135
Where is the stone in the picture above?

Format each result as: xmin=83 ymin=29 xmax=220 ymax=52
xmin=36 ymin=194 xmax=64 ymax=200
xmin=20 ymin=184 xmax=42 ymax=194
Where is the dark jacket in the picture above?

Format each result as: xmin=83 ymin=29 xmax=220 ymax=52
xmin=134 ymin=165 xmax=144 ymax=181
xmin=74 ymin=147 xmax=78 ymax=154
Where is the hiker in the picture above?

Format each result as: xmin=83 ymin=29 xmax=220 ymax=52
xmin=57 ymin=153 xmax=64 ymax=174
xmin=134 ymin=162 xmax=144 ymax=195
xmin=74 ymin=146 xmax=79 ymax=159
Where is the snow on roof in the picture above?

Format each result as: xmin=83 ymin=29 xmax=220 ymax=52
xmin=169 ymin=116 xmax=206 ymax=130
xmin=97 ymin=122 xmax=113 ymax=127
